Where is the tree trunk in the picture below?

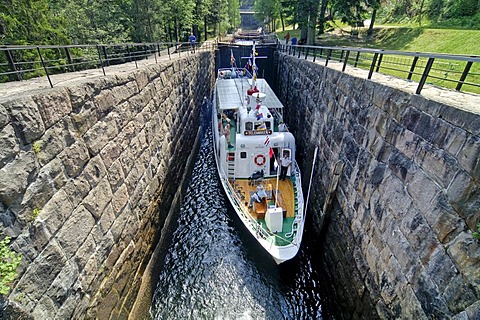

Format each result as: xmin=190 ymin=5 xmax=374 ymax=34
xmin=367 ymin=9 xmax=376 ymax=36
xmin=307 ymin=1 xmax=319 ymax=45
xmin=280 ymin=10 xmax=285 ymax=31
xmin=204 ymin=16 xmax=208 ymax=41
xmin=318 ymin=0 xmax=329 ymax=35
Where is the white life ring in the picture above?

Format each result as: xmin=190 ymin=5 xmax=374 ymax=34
xmin=254 ymin=154 xmax=266 ymax=166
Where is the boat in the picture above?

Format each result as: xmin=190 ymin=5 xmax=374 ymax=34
xmin=212 ymin=42 xmax=305 ymax=264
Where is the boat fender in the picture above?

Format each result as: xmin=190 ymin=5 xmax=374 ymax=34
xmin=254 ymin=154 xmax=266 ymax=166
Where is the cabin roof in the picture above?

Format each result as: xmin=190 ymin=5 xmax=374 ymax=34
xmin=216 ymin=78 xmax=284 ymax=110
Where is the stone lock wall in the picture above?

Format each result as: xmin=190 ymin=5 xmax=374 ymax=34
xmin=0 ymin=52 xmax=214 ymax=318
xmin=277 ymin=54 xmax=480 ymax=318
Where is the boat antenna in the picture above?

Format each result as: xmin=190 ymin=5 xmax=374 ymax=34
xmin=273 ymin=150 xmax=280 ymax=207
xmin=240 ymin=41 xmax=267 ymax=89
xmin=303 ymin=146 xmax=319 ymax=218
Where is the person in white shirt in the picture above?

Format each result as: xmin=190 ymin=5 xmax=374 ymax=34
xmin=249 ymin=185 xmax=267 ymax=208
xmin=280 ymin=153 xmax=292 ymax=181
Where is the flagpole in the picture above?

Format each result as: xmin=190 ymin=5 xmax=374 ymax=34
xmin=274 ymin=151 xmax=279 ymax=208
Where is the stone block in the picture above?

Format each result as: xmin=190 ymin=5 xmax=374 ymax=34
xmin=457 ymin=134 xmax=480 ymax=174
xmin=55 ymin=204 xmax=95 ymax=259
xmin=93 ymin=89 xmax=116 ymax=115
xmin=387 ymin=149 xmax=413 ymax=182
xmin=81 ymin=155 xmax=107 ymax=190
xmin=416 ymin=142 xmax=458 ymax=188
xmin=448 ymin=171 xmax=480 ymax=230
xmin=397 ymin=284 xmax=428 ymax=319
xmin=75 ymin=233 xmax=96 ymax=271
xmin=112 ymin=184 xmax=129 ymax=216
xmin=447 ymin=232 xmax=480 ymax=291
xmin=59 ymin=140 xmax=90 ymax=178
xmin=11 ymin=240 xmax=67 ymax=302
xmin=47 ymin=260 xmax=79 ymax=306
xmin=0 ymin=124 xmax=19 ymax=168
xmin=70 ymin=100 xmax=99 ymax=136
xmin=411 ymin=269 xmax=450 ymax=318
xmin=424 ymin=247 xmax=458 ymax=293
xmin=100 ymin=140 xmax=124 ymax=170
xmin=107 ymin=159 xmax=126 ymax=193
xmin=444 ymin=274 xmax=477 ymax=314
xmin=406 ymin=167 xmax=440 ymax=213
xmin=63 ymin=174 xmax=91 ymax=208
xmin=0 ymin=103 xmax=9 ymax=129
xmin=34 ymin=118 xmax=74 ymax=166
xmin=423 ymin=193 xmax=465 ymax=244
xmin=0 ymin=150 xmax=36 ymax=207
xmin=38 ymin=189 xmax=74 ymax=235
xmin=83 ymin=115 xmax=119 ymax=156
xmin=82 ymin=177 xmax=113 ymax=220
xmin=32 ymin=88 xmax=72 ymax=129
xmin=5 ymin=96 xmax=45 ymax=144
xmin=32 ymin=296 xmax=56 ymax=319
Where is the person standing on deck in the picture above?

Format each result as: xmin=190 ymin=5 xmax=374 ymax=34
xmin=224 ymin=123 xmax=233 ymax=149
xmin=280 ymin=153 xmax=292 ymax=181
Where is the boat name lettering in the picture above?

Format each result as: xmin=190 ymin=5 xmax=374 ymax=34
xmin=244 ymin=130 xmax=272 ymax=135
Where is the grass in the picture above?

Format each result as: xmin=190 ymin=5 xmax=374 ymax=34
xmin=276 ymin=24 xmax=480 ymax=94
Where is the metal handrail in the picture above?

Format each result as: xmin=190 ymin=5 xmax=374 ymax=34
xmin=278 ymin=43 xmax=480 ymax=94
xmin=0 ymin=41 xmax=216 ymax=88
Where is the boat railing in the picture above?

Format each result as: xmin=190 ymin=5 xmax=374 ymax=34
xmin=217 ymin=67 xmax=252 ymax=79
xmin=223 ymin=175 xmax=300 ymax=247
xmin=287 ymin=160 xmax=305 ymax=245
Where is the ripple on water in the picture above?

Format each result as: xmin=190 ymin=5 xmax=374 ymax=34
xmin=151 ymin=128 xmax=324 ymax=319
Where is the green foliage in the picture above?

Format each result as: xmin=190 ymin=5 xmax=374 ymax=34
xmin=31 ymin=208 xmax=42 ymax=222
xmin=473 ymin=223 xmax=480 ymax=240
xmin=32 ymin=141 xmax=42 ymax=155
xmin=0 ymin=237 xmax=22 ymax=296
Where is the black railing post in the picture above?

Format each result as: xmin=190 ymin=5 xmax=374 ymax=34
xmin=96 ymin=45 xmax=106 ymax=76
xmin=408 ymin=56 xmax=419 ymax=80
xmin=375 ymin=53 xmax=384 ymax=72
xmin=354 ymin=51 xmax=360 ymax=67
xmin=144 ymin=43 xmax=148 ymax=60
xmin=4 ymin=49 xmax=22 ymax=81
xmin=368 ymin=52 xmax=379 ymax=79
xmin=168 ymin=45 xmax=171 ymax=60
xmin=342 ymin=50 xmax=350 ymax=72
xmin=416 ymin=57 xmax=435 ymax=94
xmin=313 ymin=47 xmax=317 ymax=62
xmin=153 ymin=44 xmax=158 ymax=63
xmin=456 ymin=61 xmax=473 ymax=91
xmin=304 ymin=47 xmax=309 ymax=60
xmin=127 ymin=45 xmax=132 ymax=62
xmin=339 ymin=50 xmax=344 ymax=62
xmin=325 ymin=49 xmax=332 ymax=66
xmin=64 ymin=47 xmax=74 ymax=71
xmin=37 ymin=46 xmax=53 ymax=88
xmin=134 ymin=45 xmax=138 ymax=68
xmin=157 ymin=43 xmax=161 ymax=57
xmin=102 ymin=46 xmax=109 ymax=66
xmin=297 ymin=46 xmax=301 ymax=59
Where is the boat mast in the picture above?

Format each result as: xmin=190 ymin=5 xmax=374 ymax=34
xmin=304 ymin=146 xmax=319 ymax=218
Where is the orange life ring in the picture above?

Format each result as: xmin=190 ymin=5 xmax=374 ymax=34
xmin=254 ymin=154 xmax=266 ymax=166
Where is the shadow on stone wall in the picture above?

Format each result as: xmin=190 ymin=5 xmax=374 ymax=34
xmin=275 ymin=52 xmax=480 ymax=319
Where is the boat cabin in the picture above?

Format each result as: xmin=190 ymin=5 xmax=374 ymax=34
xmin=215 ymin=72 xmax=295 ymax=180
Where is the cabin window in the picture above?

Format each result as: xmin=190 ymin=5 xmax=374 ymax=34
xmin=240 ymin=152 xmax=247 ymax=159
xmin=245 ymin=122 xmax=253 ymax=130
xmin=254 ymin=121 xmax=266 ymax=130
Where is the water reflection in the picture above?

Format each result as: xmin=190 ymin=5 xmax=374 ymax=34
xmin=151 ymin=128 xmax=324 ymax=319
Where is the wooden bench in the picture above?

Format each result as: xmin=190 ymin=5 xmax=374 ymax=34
xmin=253 ymin=198 xmax=267 ymax=219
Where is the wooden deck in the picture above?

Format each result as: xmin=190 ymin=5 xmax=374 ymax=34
xmin=231 ymin=177 xmax=296 ymax=219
